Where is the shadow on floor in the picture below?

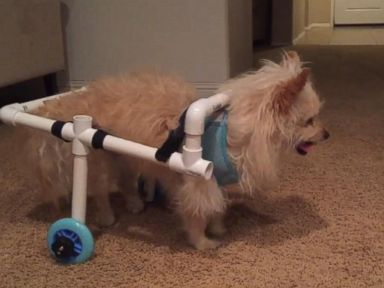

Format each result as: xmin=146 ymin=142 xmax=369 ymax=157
xmin=26 ymin=191 xmax=328 ymax=252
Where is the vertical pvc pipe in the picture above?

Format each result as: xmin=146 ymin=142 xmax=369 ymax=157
xmin=71 ymin=115 xmax=92 ymax=223
xmin=71 ymin=156 xmax=88 ymax=223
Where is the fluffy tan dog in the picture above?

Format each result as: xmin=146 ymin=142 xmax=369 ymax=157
xmin=25 ymin=51 xmax=329 ymax=249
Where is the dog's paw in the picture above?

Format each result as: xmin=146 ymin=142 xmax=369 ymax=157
xmin=126 ymin=197 xmax=145 ymax=214
xmin=97 ymin=212 xmax=116 ymax=227
xmin=193 ymin=237 xmax=221 ymax=250
xmin=207 ymin=222 xmax=227 ymax=238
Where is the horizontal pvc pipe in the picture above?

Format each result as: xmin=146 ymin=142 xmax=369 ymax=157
xmin=61 ymin=122 xmax=76 ymax=141
xmin=20 ymin=87 xmax=87 ymax=112
xmin=78 ymin=128 xmax=157 ymax=162
xmin=78 ymin=129 xmax=213 ymax=179
xmin=0 ymin=88 xmax=86 ymax=127
xmin=1 ymin=107 xmax=56 ymax=131
xmin=1 ymin=86 xmax=223 ymax=180
xmin=0 ymin=88 xmax=86 ymax=121
xmin=0 ymin=105 xmax=76 ymax=141
xmin=0 ymin=105 xmax=213 ymax=178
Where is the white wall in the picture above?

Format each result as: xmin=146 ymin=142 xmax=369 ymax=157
xmin=0 ymin=0 xmax=64 ymax=87
xmin=60 ymin=0 xmax=252 ymax=96
xmin=307 ymin=0 xmax=332 ymax=25
xmin=228 ymin=0 xmax=253 ymax=77
xmin=292 ymin=0 xmax=306 ymax=40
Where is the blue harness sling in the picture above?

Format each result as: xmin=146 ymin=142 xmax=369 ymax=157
xmin=155 ymin=109 xmax=239 ymax=187
xmin=202 ymin=112 xmax=239 ymax=186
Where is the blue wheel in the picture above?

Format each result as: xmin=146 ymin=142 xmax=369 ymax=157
xmin=47 ymin=218 xmax=94 ymax=264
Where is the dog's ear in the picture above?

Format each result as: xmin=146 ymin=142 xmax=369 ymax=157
xmin=273 ymin=68 xmax=310 ymax=115
xmin=281 ymin=50 xmax=301 ymax=66
xmin=287 ymin=51 xmax=301 ymax=62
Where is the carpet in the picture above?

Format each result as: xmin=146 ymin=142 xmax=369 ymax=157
xmin=0 ymin=46 xmax=383 ymax=287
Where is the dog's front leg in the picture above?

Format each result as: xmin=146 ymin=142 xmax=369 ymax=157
xmin=177 ymin=177 xmax=225 ymax=250
xmin=207 ymin=212 xmax=227 ymax=238
xmin=117 ymin=171 xmax=145 ymax=214
xmin=182 ymin=214 xmax=220 ymax=250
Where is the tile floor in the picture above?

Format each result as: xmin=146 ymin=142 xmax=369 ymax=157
xmin=296 ymin=26 xmax=384 ymax=45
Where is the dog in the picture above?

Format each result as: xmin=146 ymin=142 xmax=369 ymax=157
xmin=23 ymin=51 xmax=329 ymax=249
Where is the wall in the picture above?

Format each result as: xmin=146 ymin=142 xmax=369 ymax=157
xmin=228 ymin=0 xmax=253 ymax=77
xmin=291 ymin=0 xmax=332 ymax=43
xmin=0 ymin=0 xmax=64 ymax=87
xmin=307 ymin=0 xmax=332 ymax=25
xmin=292 ymin=0 xmax=306 ymax=40
xmin=271 ymin=0 xmax=293 ymax=46
xmin=59 ymin=0 xmax=253 ymax=96
xmin=252 ymin=0 xmax=269 ymax=44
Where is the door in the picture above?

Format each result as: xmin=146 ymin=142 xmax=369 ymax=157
xmin=334 ymin=0 xmax=384 ymax=24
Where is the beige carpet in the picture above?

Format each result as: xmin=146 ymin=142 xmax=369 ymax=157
xmin=0 ymin=46 xmax=383 ymax=287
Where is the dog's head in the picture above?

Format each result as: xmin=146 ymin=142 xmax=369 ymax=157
xmin=272 ymin=51 xmax=330 ymax=155
xmin=224 ymin=51 xmax=329 ymax=193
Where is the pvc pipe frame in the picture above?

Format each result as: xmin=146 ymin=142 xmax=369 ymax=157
xmin=0 ymin=89 xmax=231 ymax=223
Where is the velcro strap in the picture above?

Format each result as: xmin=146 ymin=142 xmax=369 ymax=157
xmin=92 ymin=129 xmax=109 ymax=149
xmin=51 ymin=121 xmax=70 ymax=142
xmin=155 ymin=109 xmax=187 ymax=162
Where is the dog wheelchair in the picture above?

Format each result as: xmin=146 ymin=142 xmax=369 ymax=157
xmin=0 ymin=88 xmax=230 ymax=264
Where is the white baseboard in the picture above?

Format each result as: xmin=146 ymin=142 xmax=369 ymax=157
xmin=293 ymin=31 xmax=306 ymax=45
xmin=306 ymin=23 xmax=332 ymax=30
xmin=59 ymin=80 xmax=221 ymax=98
xmin=194 ymin=82 xmax=221 ymax=97
xmin=293 ymin=23 xmax=332 ymax=45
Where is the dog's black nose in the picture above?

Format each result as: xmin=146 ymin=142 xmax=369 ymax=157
xmin=323 ymin=130 xmax=330 ymax=140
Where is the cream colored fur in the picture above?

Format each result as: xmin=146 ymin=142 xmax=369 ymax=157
xmin=23 ymin=51 xmax=328 ymax=249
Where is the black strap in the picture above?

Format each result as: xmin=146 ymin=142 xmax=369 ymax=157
xmin=92 ymin=129 xmax=109 ymax=149
xmin=51 ymin=121 xmax=70 ymax=142
xmin=155 ymin=110 xmax=187 ymax=162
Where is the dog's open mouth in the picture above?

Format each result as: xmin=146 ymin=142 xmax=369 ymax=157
xmin=296 ymin=141 xmax=315 ymax=155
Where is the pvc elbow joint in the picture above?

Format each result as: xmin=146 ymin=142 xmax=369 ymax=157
xmin=184 ymin=98 xmax=208 ymax=136
xmin=181 ymin=92 xmax=230 ymax=176
xmin=0 ymin=104 xmax=23 ymax=125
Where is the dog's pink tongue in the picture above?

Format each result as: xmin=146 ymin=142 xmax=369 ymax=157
xmin=301 ymin=143 xmax=312 ymax=152
xmin=297 ymin=142 xmax=313 ymax=155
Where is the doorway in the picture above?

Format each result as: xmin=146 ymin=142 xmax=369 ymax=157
xmin=334 ymin=0 xmax=384 ymax=24
xmin=296 ymin=0 xmax=384 ymax=45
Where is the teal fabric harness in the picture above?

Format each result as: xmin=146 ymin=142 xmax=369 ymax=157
xmin=202 ymin=112 xmax=239 ymax=186
xmin=155 ymin=109 xmax=239 ymax=186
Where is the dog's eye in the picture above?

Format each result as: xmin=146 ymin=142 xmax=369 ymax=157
xmin=305 ymin=117 xmax=314 ymax=126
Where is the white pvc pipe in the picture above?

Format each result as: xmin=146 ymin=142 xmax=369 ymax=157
xmin=0 ymin=105 xmax=76 ymax=141
xmin=0 ymin=90 xmax=234 ymax=228
xmin=184 ymin=92 xmax=231 ymax=136
xmin=78 ymin=129 xmax=213 ymax=179
xmin=71 ymin=115 xmax=92 ymax=223
xmin=0 ymin=104 xmax=56 ymax=131
xmin=168 ymin=153 xmax=213 ymax=179
xmin=71 ymin=156 xmax=88 ymax=223
xmin=183 ymin=92 xmax=231 ymax=167
xmin=0 ymin=87 xmax=86 ymax=128
xmin=60 ymin=122 xmax=75 ymax=141
xmin=0 ymin=104 xmax=213 ymax=179
xmin=20 ymin=87 xmax=87 ymax=112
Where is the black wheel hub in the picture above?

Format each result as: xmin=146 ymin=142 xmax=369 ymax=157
xmin=51 ymin=236 xmax=75 ymax=259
